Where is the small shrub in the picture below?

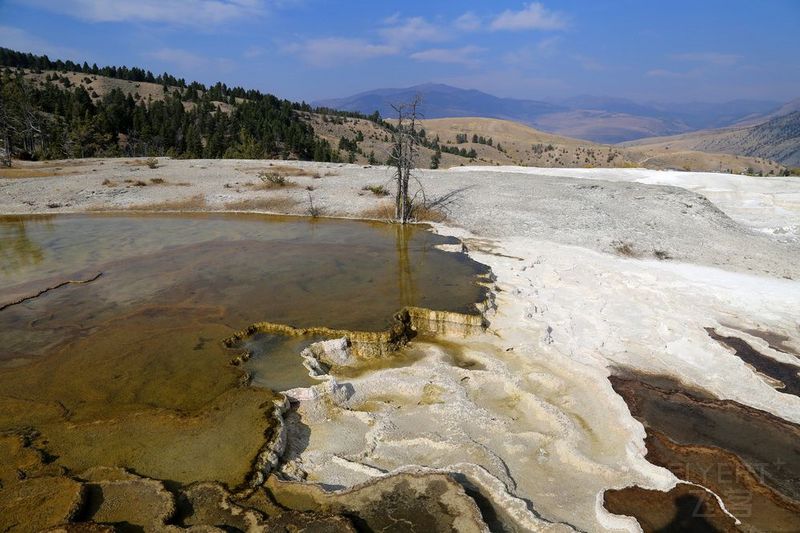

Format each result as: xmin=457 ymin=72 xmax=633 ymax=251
xmin=612 ymin=240 xmax=637 ymax=257
xmin=101 ymin=178 xmax=116 ymax=186
xmin=653 ymin=249 xmax=672 ymax=260
xmin=150 ymin=178 xmax=165 ymax=184
xmin=258 ymin=171 xmax=289 ymax=187
xmin=145 ymin=157 xmax=159 ymax=169
xmin=306 ymin=192 xmax=323 ymax=218
xmin=133 ymin=180 xmax=147 ymax=187
xmin=362 ymin=184 xmax=390 ymax=196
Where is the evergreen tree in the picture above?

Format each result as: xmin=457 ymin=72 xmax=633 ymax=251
xmin=430 ymin=149 xmax=441 ymax=169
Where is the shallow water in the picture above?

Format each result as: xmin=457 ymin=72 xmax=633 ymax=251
xmin=242 ymin=333 xmax=324 ymax=391
xmin=1 ymin=213 xmax=487 ymax=371
xmin=0 ymin=213 xmax=487 ymax=488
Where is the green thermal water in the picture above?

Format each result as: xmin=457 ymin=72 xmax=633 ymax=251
xmin=0 ymin=213 xmax=487 ymax=389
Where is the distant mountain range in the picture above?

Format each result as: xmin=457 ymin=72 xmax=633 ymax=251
xmin=315 ymin=83 xmax=561 ymax=126
xmin=313 ymin=84 xmax=787 ymax=144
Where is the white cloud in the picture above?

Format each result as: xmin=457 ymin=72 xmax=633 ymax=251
xmin=671 ymin=52 xmax=742 ymax=66
xmin=536 ymin=35 xmax=560 ymax=55
xmin=283 ymin=15 xmax=445 ymax=67
xmin=148 ymin=47 xmax=233 ymax=72
xmin=148 ymin=48 xmax=205 ymax=69
xmin=410 ymin=46 xmax=484 ymax=67
xmin=646 ymin=69 xmax=695 ymax=79
xmin=573 ymin=54 xmax=606 ymax=71
xmin=15 ymin=0 xmax=267 ymax=26
xmin=283 ymin=38 xmax=399 ymax=67
xmin=0 ymin=25 xmax=81 ymax=59
xmin=490 ymin=2 xmax=567 ymax=31
xmin=379 ymin=16 xmax=445 ymax=46
xmin=243 ymin=46 xmax=267 ymax=59
xmin=502 ymin=37 xmax=559 ymax=66
xmin=454 ymin=12 xmax=481 ymax=31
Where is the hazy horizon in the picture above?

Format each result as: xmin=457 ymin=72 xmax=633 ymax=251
xmin=1 ymin=0 xmax=798 ymax=104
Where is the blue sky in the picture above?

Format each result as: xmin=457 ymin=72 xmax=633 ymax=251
xmin=1 ymin=0 xmax=798 ymax=104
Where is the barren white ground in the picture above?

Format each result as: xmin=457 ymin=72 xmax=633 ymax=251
xmin=3 ymin=160 xmax=799 ymax=531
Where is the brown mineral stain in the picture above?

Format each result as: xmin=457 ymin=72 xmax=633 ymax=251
xmin=607 ymin=371 xmax=800 ymax=531
xmin=707 ymin=327 xmax=800 ymax=396
xmin=604 ymin=482 xmax=738 ymax=532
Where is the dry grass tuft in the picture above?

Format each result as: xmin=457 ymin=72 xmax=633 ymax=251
xmin=362 ymin=184 xmax=390 ymax=196
xmin=149 ymin=177 xmax=166 ymax=185
xmin=359 ymin=201 xmax=448 ymax=223
xmin=123 ymin=159 xmax=149 ymax=166
xmin=224 ymin=196 xmax=299 ymax=212
xmin=239 ymin=164 xmax=315 ymax=178
xmin=266 ymin=164 xmax=310 ymax=177
xmin=0 ymin=166 xmax=83 ymax=179
xmin=125 ymin=195 xmax=208 ymax=211
xmin=360 ymin=202 xmax=395 ymax=220
xmin=412 ymin=204 xmax=448 ymax=223
xmin=122 ymin=157 xmax=159 ymax=169
xmin=249 ymin=180 xmax=297 ymax=191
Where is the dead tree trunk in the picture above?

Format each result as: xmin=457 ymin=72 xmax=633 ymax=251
xmin=390 ymin=95 xmax=422 ymax=224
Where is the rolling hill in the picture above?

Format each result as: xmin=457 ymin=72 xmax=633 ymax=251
xmin=412 ymin=117 xmax=785 ymax=175
xmin=1 ymin=48 xmax=790 ymax=175
xmin=626 ymin=110 xmax=800 ymax=168
xmin=314 ymin=84 xmax=784 ymax=144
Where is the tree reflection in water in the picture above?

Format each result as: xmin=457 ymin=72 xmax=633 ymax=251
xmin=395 ymin=223 xmax=419 ymax=308
xmin=0 ymin=216 xmax=52 ymax=275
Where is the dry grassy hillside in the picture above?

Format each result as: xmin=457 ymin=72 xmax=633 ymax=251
xmin=416 ymin=117 xmax=785 ymax=174
xmin=8 ymin=67 xmax=789 ymax=174
xmin=300 ymin=112 xmax=471 ymax=168
xmin=419 ymin=117 xmax=635 ymax=168
xmin=625 ymin=112 xmax=799 ymax=171
xmin=15 ymin=68 xmax=235 ymax=112
xmin=624 ymin=144 xmax=785 ymax=175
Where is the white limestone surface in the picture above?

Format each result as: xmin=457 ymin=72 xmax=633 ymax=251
xmin=283 ymin=231 xmax=800 ymax=531
xmin=454 ymin=166 xmax=800 ymax=240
